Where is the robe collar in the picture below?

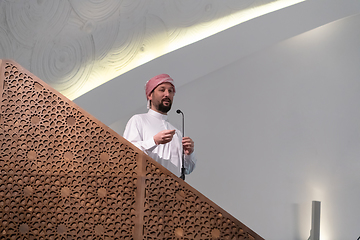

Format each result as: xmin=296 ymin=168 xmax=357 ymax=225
xmin=148 ymin=109 xmax=168 ymax=121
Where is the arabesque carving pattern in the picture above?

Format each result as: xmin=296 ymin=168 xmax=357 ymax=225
xmin=0 ymin=60 xmax=263 ymax=240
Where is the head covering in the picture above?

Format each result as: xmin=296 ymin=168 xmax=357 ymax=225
xmin=145 ymin=74 xmax=175 ymax=100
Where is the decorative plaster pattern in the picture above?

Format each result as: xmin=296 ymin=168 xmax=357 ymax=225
xmin=0 ymin=59 xmax=264 ymax=239
xmin=30 ymin=24 xmax=95 ymax=97
xmin=0 ymin=0 xmax=294 ymax=100
xmin=5 ymin=1 xmax=71 ymax=47
xmin=0 ymin=25 xmax=12 ymax=59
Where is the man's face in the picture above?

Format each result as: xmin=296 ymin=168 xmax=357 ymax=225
xmin=149 ymin=82 xmax=175 ymax=114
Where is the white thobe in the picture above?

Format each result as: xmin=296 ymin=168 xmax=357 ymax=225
xmin=123 ymin=109 xmax=196 ymax=177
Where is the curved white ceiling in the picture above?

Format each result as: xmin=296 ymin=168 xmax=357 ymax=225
xmin=72 ymin=0 xmax=360 ymax=128
xmin=0 ymin=0 xmax=304 ymax=100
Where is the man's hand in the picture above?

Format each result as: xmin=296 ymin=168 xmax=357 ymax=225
xmin=154 ymin=129 xmax=176 ymax=145
xmin=182 ymin=137 xmax=194 ymax=155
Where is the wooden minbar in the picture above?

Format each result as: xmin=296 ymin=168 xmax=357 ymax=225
xmin=0 ymin=59 xmax=264 ymax=240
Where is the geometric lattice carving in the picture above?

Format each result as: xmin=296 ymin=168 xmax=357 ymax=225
xmin=0 ymin=59 xmax=264 ymax=240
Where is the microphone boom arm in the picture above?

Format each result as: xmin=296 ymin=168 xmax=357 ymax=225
xmin=176 ymin=109 xmax=186 ymax=180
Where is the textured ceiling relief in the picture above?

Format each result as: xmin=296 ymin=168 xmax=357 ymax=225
xmin=0 ymin=0 xmax=293 ymax=100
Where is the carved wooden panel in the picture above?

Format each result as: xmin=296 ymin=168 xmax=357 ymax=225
xmin=0 ymin=59 xmax=264 ymax=240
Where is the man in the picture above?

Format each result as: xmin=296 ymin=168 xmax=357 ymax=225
xmin=123 ymin=74 xmax=196 ymax=178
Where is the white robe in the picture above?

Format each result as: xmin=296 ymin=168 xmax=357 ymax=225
xmin=123 ymin=109 xmax=196 ymax=177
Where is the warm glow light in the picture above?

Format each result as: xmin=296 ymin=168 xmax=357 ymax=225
xmin=166 ymin=0 xmax=306 ymax=53
xmin=72 ymin=0 xmax=306 ymax=100
xmin=304 ymin=181 xmax=333 ymax=240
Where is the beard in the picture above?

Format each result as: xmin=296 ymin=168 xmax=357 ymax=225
xmin=156 ymin=98 xmax=172 ymax=113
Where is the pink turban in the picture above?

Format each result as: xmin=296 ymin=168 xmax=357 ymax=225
xmin=145 ymin=74 xmax=175 ymax=100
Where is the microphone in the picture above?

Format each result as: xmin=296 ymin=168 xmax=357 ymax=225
xmin=176 ymin=109 xmax=185 ymax=180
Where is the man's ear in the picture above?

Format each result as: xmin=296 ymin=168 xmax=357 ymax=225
xmin=148 ymin=93 xmax=153 ymax=101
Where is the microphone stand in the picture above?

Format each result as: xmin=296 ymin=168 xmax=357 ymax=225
xmin=176 ymin=109 xmax=185 ymax=180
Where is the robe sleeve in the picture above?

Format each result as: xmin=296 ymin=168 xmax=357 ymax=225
xmin=184 ymin=152 xmax=197 ymax=175
xmin=123 ymin=115 xmax=157 ymax=152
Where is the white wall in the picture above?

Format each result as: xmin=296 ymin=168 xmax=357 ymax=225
xmin=74 ymin=3 xmax=360 ymax=240
xmin=176 ymin=14 xmax=360 ymax=239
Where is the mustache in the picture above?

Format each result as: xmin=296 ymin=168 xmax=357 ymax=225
xmin=161 ymin=97 xmax=171 ymax=102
